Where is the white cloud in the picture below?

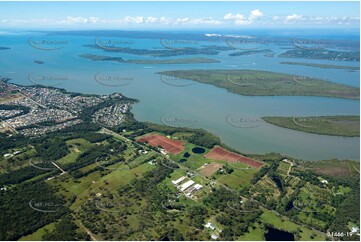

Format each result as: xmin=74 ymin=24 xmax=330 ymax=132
xmin=189 ymin=18 xmax=222 ymax=25
xmin=159 ymin=17 xmax=172 ymax=25
xmin=174 ymin=18 xmax=190 ymax=24
xmin=224 ymin=13 xmax=244 ymax=21
xmin=66 ymin=16 xmax=89 ymax=24
xmin=0 ymin=12 xmax=359 ymax=27
xmin=224 ymin=9 xmax=264 ymax=25
xmin=0 ymin=18 xmax=52 ymax=25
xmin=145 ymin=16 xmax=157 ymax=23
xmin=249 ymin=9 xmax=264 ymax=19
xmin=123 ymin=16 xmax=144 ymax=24
xmin=88 ymin=17 xmax=99 ymax=23
xmin=224 ymin=13 xmax=250 ymax=25
xmin=276 ymin=15 xmax=359 ymax=25
xmin=56 ymin=16 xmax=99 ymax=24
xmin=286 ymin=14 xmax=303 ymax=21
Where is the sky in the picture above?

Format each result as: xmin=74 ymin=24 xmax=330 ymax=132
xmin=0 ymin=1 xmax=359 ymax=30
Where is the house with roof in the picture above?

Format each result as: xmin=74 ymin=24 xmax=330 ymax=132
xmin=179 ymin=180 xmax=195 ymax=192
xmin=204 ymin=222 xmax=216 ymax=230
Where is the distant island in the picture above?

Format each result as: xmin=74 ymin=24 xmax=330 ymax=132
xmin=280 ymin=61 xmax=360 ymax=70
xmin=159 ymin=69 xmax=359 ymax=100
xmin=262 ymin=116 xmax=360 ymax=137
xmin=83 ymin=44 xmax=228 ymax=57
xmin=80 ymin=54 xmax=220 ymax=64
xmin=34 ymin=60 xmax=45 ymax=65
xmin=80 ymin=54 xmax=124 ymax=63
xmin=264 ymin=53 xmax=275 ymax=58
xmin=279 ymin=48 xmax=360 ymax=62
xmin=229 ymin=49 xmax=273 ymax=56
xmin=127 ymin=57 xmax=220 ymax=64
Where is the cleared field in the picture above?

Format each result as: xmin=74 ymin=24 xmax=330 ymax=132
xmin=237 ymin=222 xmax=265 ymax=241
xmin=217 ymin=168 xmax=257 ymax=189
xmin=19 ymin=222 xmax=56 ymax=241
xmin=57 ymin=138 xmax=94 ymax=166
xmin=299 ymin=159 xmax=360 ymax=178
xmin=199 ymin=163 xmax=223 ymax=177
xmin=137 ymin=134 xmax=185 ymax=154
xmin=204 ymin=146 xmax=263 ymax=168
xmin=0 ymin=93 xmax=23 ymax=104
xmin=169 ymin=143 xmax=210 ymax=171
xmin=277 ymin=161 xmax=291 ymax=176
xmin=314 ymin=166 xmax=351 ymax=177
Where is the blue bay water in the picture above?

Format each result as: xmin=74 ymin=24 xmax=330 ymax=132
xmin=0 ymin=32 xmax=359 ymax=160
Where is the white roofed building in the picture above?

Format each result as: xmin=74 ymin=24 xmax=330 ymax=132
xmin=179 ymin=180 xmax=195 ymax=192
xmin=211 ymin=234 xmax=218 ymax=240
xmin=205 ymin=222 xmax=216 ymax=230
xmin=194 ymin=184 xmax=203 ymax=190
xmin=172 ymin=176 xmax=186 ymax=185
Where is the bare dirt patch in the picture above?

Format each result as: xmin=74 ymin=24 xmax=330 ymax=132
xmin=199 ymin=163 xmax=223 ymax=177
xmin=313 ymin=166 xmax=351 ymax=177
xmin=204 ymin=146 xmax=263 ymax=168
xmin=136 ymin=134 xmax=185 ymax=154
